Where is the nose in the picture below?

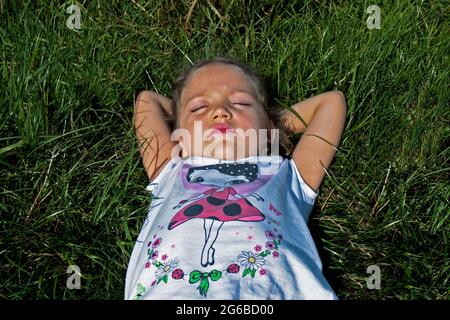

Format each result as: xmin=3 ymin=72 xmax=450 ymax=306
xmin=210 ymin=103 xmax=232 ymax=121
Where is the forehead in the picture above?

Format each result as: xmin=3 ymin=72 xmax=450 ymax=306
xmin=182 ymin=63 xmax=256 ymax=100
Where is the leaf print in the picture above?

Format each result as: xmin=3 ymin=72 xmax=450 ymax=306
xmin=137 ymin=283 xmax=145 ymax=295
xmin=259 ymin=250 xmax=271 ymax=258
xmin=134 ymin=283 xmax=146 ymax=300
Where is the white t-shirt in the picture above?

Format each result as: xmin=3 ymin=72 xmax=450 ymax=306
xmin=125 ymin=155 xmax=338 ymax=300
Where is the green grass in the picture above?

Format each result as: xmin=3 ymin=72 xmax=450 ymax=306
xmin=1 ymin=0 xmax=448 ymax=299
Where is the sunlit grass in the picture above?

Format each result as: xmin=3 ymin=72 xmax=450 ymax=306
xmin=0 ymin=0 xmax=448 ymax=299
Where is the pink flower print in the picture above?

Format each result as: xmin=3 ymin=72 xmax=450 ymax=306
xmin=266 ymin=241 xmax=275 ymax=250
xmin=254 ymin=245 xmax=262 ymax=252
xmin=152 ymin=237 xmax=162 ymax=248
xmin=265 ymin=230 xmax=276 ymax=239
xmin=151 ymin=279 xmax=156 ymax=286
xmin=247 ymin=235 xmax=254 ymax=241
xmin=272 ymin=251 xmax=279 ymax=258
xmin=161 ymin=254 xmax=168 ymax=261
xmin=145 ymin=262 xmax=151 ymax=269
xmin=151 ymin=251 xmax=159 ymax=260
xmin=259 ymin=268 xmax=267 ymax=276
xmin=269 ymin=203 xmax=282 ymax=216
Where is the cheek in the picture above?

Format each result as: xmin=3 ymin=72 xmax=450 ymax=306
xmin=238 ymin=111 xmax=266 ymax=129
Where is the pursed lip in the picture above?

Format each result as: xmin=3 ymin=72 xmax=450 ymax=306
xmin=208 ymin=123 xmax=235 ymax=137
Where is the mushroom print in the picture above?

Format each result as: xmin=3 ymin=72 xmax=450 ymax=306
xmin=168 ymin=162 xmax=265 ymax=267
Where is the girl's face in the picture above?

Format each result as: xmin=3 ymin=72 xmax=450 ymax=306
xmin=177 ymin=63 xmax=272 ymax=160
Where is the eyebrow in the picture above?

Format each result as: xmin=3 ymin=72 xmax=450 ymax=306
xmin=185 ymin=88 xmax=256 ymax=105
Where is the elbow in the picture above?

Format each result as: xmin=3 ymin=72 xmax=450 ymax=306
xmin=327 ymin=91 xmax=347 ymax=112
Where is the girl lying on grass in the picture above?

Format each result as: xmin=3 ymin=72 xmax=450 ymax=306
xmin=126 ymin=56 xmax=347 ymax=299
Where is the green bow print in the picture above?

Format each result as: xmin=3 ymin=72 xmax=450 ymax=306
xmin=189 ymin=270 xmax=222 ymax=297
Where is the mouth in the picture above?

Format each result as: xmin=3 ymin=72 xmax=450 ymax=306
xmin=207 ymin=124 xmax=235 ymax=138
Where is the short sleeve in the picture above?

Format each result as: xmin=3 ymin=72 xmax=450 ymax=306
xmin=289 ymin=158 xmax=319 ymax=203
xmin=145 ymin=157 xmax=180 ymax=194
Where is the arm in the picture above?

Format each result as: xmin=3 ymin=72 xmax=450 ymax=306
xmin=134 ymin=90 xmax=178 ymax=181
xmin=281 ymin=91 xmax=347 ymax=192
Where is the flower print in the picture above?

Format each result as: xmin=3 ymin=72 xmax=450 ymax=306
xmin=254 ymin=245 xmax=262 ymax=252
xmin=238 ymin=251 xmax=266 ymax=271
xmin=259 ymin=268 xmax=267 ymax=276
xmin=151 ymin=279 xmax=156 ymax=287
xmin=265 ymin=230 xmax=276 ymax=239
xmin=266 ymin=241 xmax=275 ymax=250
xmin=269 ymin=203 xmax=282 ymax=216
xmin=151 ymin=251 xmax=159 ymax=260
xmin=152 ymin=237 xmax=162 ymax=248
xmin=247 ymin=235 xmax=254 ymax=240
xmin=155 ymin=258 xmax=179 ymax=284
xmin=161 ymin=254 xmax=168 ymax=261
xmin=272 ymin=251 xmax=279 ymax=258
xmin=145 ymin=261 xmax=151 ymax=269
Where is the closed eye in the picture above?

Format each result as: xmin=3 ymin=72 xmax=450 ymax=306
xmin=232 ymin=102 xmax=252 ymax=106
xmin=191 ymin=105 xmax=207 ymax=112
